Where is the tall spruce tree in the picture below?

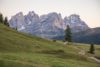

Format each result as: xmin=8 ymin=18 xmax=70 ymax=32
xmin=89 ymin=44 xmax=95 ymax=54
xmin=4 ymin=17 xmax=9 ymax=26
xmin=65 ymin=25 xmax=72 ymax=42
xmin=0 ymin=13 xmax=3 ymax=23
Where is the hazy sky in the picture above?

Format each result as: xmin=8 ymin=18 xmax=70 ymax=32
xmin=0 ymin=0 xmax=100 ymax=28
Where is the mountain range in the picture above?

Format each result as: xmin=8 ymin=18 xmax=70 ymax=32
xmin=9 ymin=11 xmax=100 ymax=44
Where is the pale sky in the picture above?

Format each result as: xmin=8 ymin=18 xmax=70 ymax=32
xmin=0 ymin=0 xmax=100 ymax=28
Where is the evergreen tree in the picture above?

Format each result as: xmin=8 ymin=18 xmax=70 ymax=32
xmin=0 ymin=13 xmax=3 ymax=23
xmin=89 ymin=44 xmax=95 ymax=54
xmin=4 ymin=17 xmax=9 ymax=26
xmin=65 ymin=25 xmax=72 ymax=42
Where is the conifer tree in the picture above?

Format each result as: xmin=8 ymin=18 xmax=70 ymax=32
xmin=4 ymin=17 xmax=9 ymax=26
xmin=89 ymin=44 xmax=95 ymax=54
xmin=65 ymin=25 xmax=72 ymax=42
xmin=0 ymin=13 xmax=3 ymax=23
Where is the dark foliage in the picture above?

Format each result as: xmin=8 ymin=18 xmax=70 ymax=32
xmin=65 ymin=25 xmax=72 ymax=42
xmin=89 ymin=44 xmax=95 ymax=54
xmin=4 ymin=17 xmax=9 ymax=26
xmin=0 ymin=13 xmax=9 ymax=27
xmin=0 ymin=13 xmax=3 ymax=23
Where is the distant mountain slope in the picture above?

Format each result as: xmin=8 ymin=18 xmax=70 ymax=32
xmin=73 ymin=27 xmax=100 ymax=44
xmin=52 ymin=27 xmax=100 ymax=44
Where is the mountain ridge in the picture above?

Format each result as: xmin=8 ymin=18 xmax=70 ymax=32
xmin=9 ymin=11 xmax=89 ymax=39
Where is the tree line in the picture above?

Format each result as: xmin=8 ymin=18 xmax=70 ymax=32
xmin=0 ymin=13 xmax=9 ymax=26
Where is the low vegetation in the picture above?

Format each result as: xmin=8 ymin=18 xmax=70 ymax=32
xmin=0 ymin=23 xmax=100 ymax=67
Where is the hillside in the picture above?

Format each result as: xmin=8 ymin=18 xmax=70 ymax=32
xmin=0 ymin=23 xmax=100 ymax=67
xmin=53 ymin=27 xmax=100 ymax=44
xmin=73 ymin=27 xmax=100 ymax=44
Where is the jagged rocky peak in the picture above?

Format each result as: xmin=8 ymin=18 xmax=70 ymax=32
xmin=9 ymin=12 xmax=25 ymax=31
xmin=28 ymin=11 xmax=36 ymax=16
xmin=27 ymin=11 xmax=39 ymax=18
xmin=64 ymin=14 xmax=81 ymax=24
xmin=15 ymin=12 xmax=23 ymax=17
xmin=47 ymin=12 xmax=64 ymax=29
xmin=40 ymin=12 xmax=61 ymax=20
xmin=68 ymin=14 xmax=81 ymax=24
xmin=47 ymin=12 xmax=60 ymax=17
xmin=24 ymin=11 xmax=39 ymax=25
xmin=64 ymin=14 xmax=89 ymax=32
xmin=38 ymin=12 xmax=65 ymax=38
xmin=69 ymin=14 xmax=80 ymax=19
xmin=47 ymin=12 xmax=62 ymax=21
xmin=11 ymin=12 xmax=24 ymax=20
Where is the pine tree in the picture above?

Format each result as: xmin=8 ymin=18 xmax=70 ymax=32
xmin=89 ymin=44 xmax=95 ymax=54
xmin=4 ymin=17 xmax=9 ymax=26
xmin=65 ymin=25 xmax=72 ymax=42
xmin=0 ymin=13 xmax=3 ymax=23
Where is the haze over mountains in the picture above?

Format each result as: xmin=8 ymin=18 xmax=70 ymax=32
xmin=9 ymin=11 xmax=100 ymax=44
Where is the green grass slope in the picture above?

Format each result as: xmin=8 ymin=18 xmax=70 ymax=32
xmin=0 ymin=23 xmax=100 ymax=67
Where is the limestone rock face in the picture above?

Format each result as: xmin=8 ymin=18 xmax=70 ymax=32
xmin=9 ymin=11 xmax=89 ymax=39
xmin=64 ymin=14 xmax=89 ymax=33
xmin=39 ymin=12 xmax=64 ymax=38
xmin=9 ymin=12 xmax=25 ymax=31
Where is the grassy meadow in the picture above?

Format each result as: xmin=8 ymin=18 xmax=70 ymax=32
xmin=0 ymin=23 xmax=100 ymax=67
